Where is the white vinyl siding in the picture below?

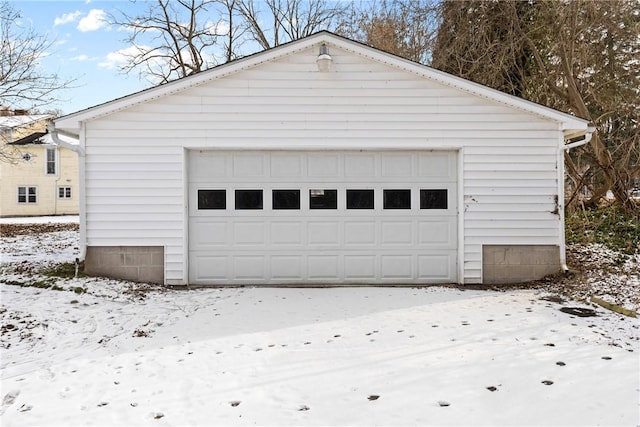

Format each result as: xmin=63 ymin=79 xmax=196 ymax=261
xmin=83 ymin=45 xmax=562 ymax=285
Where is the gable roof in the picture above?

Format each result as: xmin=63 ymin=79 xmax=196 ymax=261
xmin=54 ymin=31 xmax=588 ymax=136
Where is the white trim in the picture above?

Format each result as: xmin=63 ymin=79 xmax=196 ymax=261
xmin=457 ymin=147 xmax=465 ymax=284
xmin=77 ymin=123 xmax=87 ymax=262
xmin=557 ymin=130 xmax=568 ymax=271
xmin=181 ymin=147 xmax=190 ymax=287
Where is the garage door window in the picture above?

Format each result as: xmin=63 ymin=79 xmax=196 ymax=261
xmin=309 ymin=189 xmax=337 ymax=209
xmin=273 ymin=189 xmax=300 ymax=210
xmin=235 ymin=189 xmax=263 ymax=210
xmin=198 ymin=189 xmax=226 ymax=209
xmin=420 ymin=189 xmax=448 ymax=209
xmin=383 ymin=189 xmax=411 ymax=209
xmin=347 ymin=189 xmax=374 ymax=209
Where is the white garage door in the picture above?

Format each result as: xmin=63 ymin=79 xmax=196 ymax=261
xmin=188 ymin=150 xmax=457 ymax=285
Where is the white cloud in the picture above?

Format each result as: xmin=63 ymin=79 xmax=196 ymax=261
xmin=77 ymin=9 xmax=107 ymax=32
xmin=54 ymin=11 xmax=82 ymax=26
xmin=98 ymin=45 xmax=151 ymax=70
xmin=71 ymin=54 xmax=95 ymax=62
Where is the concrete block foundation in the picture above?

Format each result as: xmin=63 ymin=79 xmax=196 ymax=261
xmin=482 ymin=244 xmax=561 ymax=284
xmin=85 ymin=246 xmax=164 ymax=284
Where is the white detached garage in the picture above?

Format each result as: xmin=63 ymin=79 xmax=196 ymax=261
xmin=52 ymin=32 xmax=590 ymax=286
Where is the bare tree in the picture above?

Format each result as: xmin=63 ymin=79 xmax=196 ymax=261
xmin=0 ymin=1 xmax=73 ymax=110
xmin=236 ymin=0 xmax=347 ymax=50
xmin=110 ymin=0 xmax=229 ymax=84
xmin=1 ymin=1 xmax=73 ymax=163
xmin=432 ymin=0 xmax=639 ymax=212
xmin=337 ymin=0 xmax=438 ymax=64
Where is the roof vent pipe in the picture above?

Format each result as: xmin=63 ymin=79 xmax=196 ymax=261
xmin=316 ymin=43 xmax=333 ymax=72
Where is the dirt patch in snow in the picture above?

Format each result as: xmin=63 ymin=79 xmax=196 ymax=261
xmin=0 ymin=223 xmax=79 ymax=238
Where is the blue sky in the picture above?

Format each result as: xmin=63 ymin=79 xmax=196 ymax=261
xmin=12 ymin=0 xmax=158 ymax=115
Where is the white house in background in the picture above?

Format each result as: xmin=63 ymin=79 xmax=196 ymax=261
xmin=52 ymin=32 xmax=590 ymax=286
xmin=0 ymin=113 xmax=80 ymax=217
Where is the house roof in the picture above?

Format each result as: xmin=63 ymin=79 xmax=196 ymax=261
xmin=0 ymin=114 xmax=52 ymax=130
xmin=54 ymin=31 xmax=589 ymax=136
xmin=9 ymin=132 xmax=47 ymax=145
xmin=8 ymin=130 xmax=79 ymax=146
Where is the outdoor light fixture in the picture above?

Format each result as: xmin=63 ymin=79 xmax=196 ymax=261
xmin=316 ymin=43 xmax=332 ymax=72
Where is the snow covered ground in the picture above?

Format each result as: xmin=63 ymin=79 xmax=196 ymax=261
xmin=1 ymin=217 xmax=639 ymax=426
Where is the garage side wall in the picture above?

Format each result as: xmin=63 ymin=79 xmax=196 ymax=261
xmin=82 ymin=45 xmax=562 ymax=285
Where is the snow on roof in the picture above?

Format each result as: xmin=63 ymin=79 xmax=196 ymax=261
xmin=0 ymin=114 xmax=52 ymax=130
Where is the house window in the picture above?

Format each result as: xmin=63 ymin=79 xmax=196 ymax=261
xmin=309 ymin=189 xmax=337 ymax=209
xmin=46 ymin=147 xmax=56 ymax=175
xmin=346 ymin=189 xmax=374 ymax=209
xmin=17 ymin=186 xmax=37 ymax=204
xmin=272 ymin=189 xmax=300 ymax=210
xmin=383 ymin=189 xmax=411 ymax=209
xmin=420 ymin=189 xmax=448 ymax=209
xmin=235 ymin=189 xmax=263 ymax=210
xmin=198 ymin=189 xmax=226 ymax=209
xmin=58 ymin=186 xmax=72 ymax=199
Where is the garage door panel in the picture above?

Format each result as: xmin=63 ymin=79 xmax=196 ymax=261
xmin=381 ymin=154 xmax=413 ymax=177
xmin=193 ymin=255 xmax=228 ymax=280
xmin=308 ymin=154 xmax=340 ymax=177
xmin=308 ymin=221 xmax=340 ymax=245
xmin=189 ymin=150 xmax=458 ymax=284
xmin=418 ymin=254 xmax=454 ymax=279
xmin=308 ymin=255 xmax=339 ymax=279
xmin=271 ymin=154 xmax=303 ymax=178
xmin=344 ymin=255 xmax=376 ymax=279
xmin=190 ymin=221 xmax=228 ymax=248
xmin=271 ymin=222 xmax=303 ymax=245
xmin=233 ymin=222 xmax=266 ymax=245
xmin=419 ymin=153 xmax=456 ymax=180
xmin=381 ymin=255 xmax=413 ymax=279
xmin=233 ymin=256 xmax=265 ymax=279
xmin=345 ymin=153 xmax=376 ymax=177
xmin=345 ymin=221 xmax=376 ymax=245
xmin=190 ymin=153 xmax=228 ymax=179
xmin=381 ymin=222 xmax=413 ymax=245
xmin=233 ymin=153 xmax=265 ymax=177
xmin=271 ymin=255 xmax=303 ymax=279
xmin=419 ymin=221 xmax=456 ymax=247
